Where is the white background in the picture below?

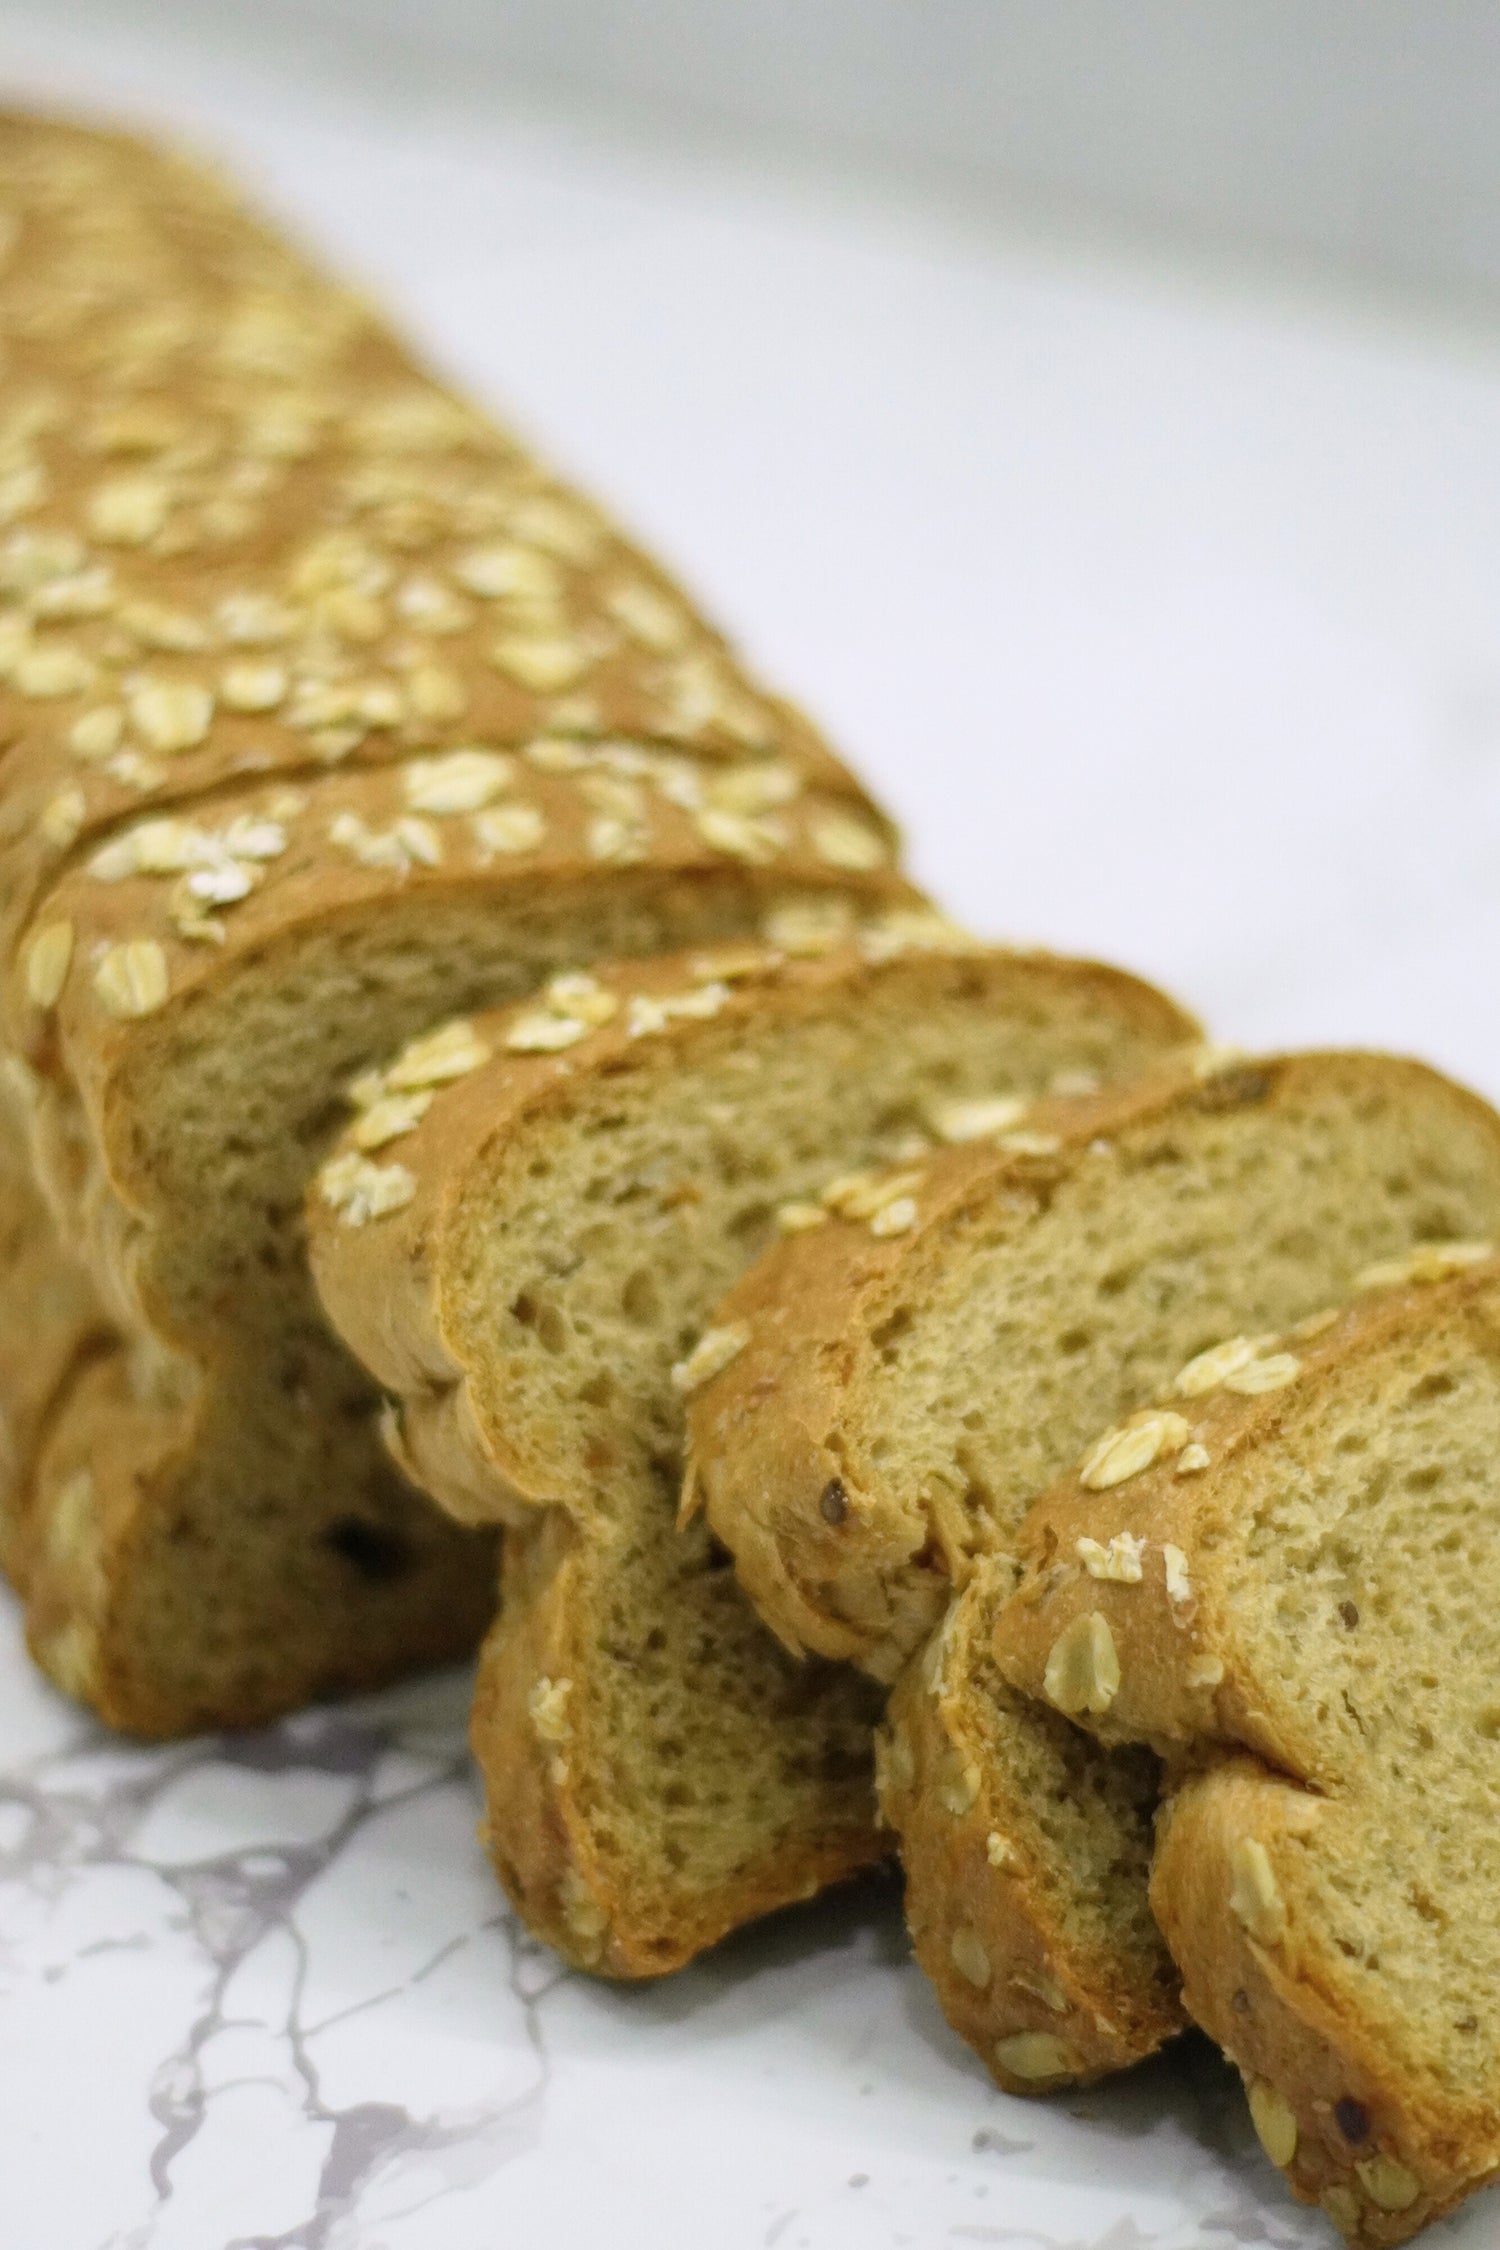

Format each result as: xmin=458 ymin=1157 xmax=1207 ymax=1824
xmin=1 ymin=7 xmax=1497 ymax=2245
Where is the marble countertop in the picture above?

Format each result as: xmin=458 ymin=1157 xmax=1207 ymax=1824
xmin=2 ymin=8 xmax=1498 ymax=2245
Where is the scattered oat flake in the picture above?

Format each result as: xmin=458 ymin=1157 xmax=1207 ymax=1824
xmin=776 ymin=1202 xmax=828 ymax=1235
xmin=670 ymin=1323 xmax=750 ymax=1395
xmin=24 ymin=920 xmax=73 ymax=1008
xmin=320 ymin=1152 xmax=417 ymax=1226
xmin=1223 ymin=1352 xmax=1300 ymax=1394
xmin=93 ymin=938 xmax=169 ymax=1018
xmin=1079 ymin=1411 xmax=1190 ymax=1490
xmin=1354 ymin=1240 xmax=1493 ymax=1292
xmin=387 ymin=1020 xmax=492 ymax=1088
xmin=926 ymin=1094 xmax=1026 ymax=1144
xmin=1076 ymin=1532 xmax=1145 ymax=1583
xmin=869 ymin=1196 xmax=918 ymax=1238
xmin=506 ymin=1009 xmax=589 ymax=1053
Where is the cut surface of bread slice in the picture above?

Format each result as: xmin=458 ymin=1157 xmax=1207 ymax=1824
xmin=308 ymin=933 xmax=1193 ymax=1974
xmin=997 ymin=1258 xmax=1500 ymax=2246
xmin=689 ymin=1054 xmax=1500 ymax=2088
xmin=0 ymin=110 xmax=904 ymax=1733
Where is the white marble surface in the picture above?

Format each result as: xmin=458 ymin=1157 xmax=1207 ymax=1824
xmin=2 ymin=9 xmax=1500 ymax=2246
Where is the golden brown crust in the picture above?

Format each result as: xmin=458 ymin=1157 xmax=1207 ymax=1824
xmin=0 ymin=112 xmax=878 ymax=946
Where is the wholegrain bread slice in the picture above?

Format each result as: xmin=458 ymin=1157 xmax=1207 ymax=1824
xmin=996 ymin=1256 xmax=1500 ymax=2245
xmin=688 ymin=1054 xmax=1500 ymax=2087
xmin=308 ymin=932 xmax=1193 ymax=1973
xmin=0 ymin=109 xmax=905 ymax=1733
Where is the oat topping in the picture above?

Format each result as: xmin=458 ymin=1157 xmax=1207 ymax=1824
xmin=328 ymin=810 xmax=442 ymax=873
xmin=1228 ymin=1837 xmax=1286 ymax=1945
xmin=760 ymin=895 xmax=856 ymax=957
xmin=352 ymin=1090 xmax=433 ymax=1150
xmin=402 ymin=746 xmax=514 ymax=814
xmin=926 ymin=1094 xmax=1027 ymax=1144
xmin=774 ymin=1202 xmax=828 ymax=1234
xmin=1223 ymin=1350 xmax=1301 ymax=1394
xmin=1043 ymin=1612 xmax=1121 ymax=1716
xmin=949 ymin=1926 xmax=992 ymax=1989
xmin=1355 ymin=2155 xmax=1421 ymax=2213
xmin=1163 ymin=1545 xmax=1193 ymax=1608
xmin=1079 ymin=1410 xmax=1192 ymax=1490
xmin=1076 ymin=1532 xmax=1145 ymax=1583
xmin=385 ymin=1019 xmax=492 ymax=1090
xmin=670 ymin=1323 xmax=750 ymax=1395
xmin=626 ymin=981 xmax=731 ymax=1038
xmin=1354 ymin=1240 xmax=1493 ymax=1293
xmin=526 ymin=1675 xmax=573 ymax=1743
xmin=810 ymin=811 xmax=888 ymax=871
xmin=318 ymin=1150 xmax=417 ymax=1226
xmin=92 ymin=936 xmax=170 ymax=1017
xmin=1247 ymin=2079 xmax=1298 ymax=2170
xmin=23 ymin=918 xmax=74 ymax=1007
xmin=993 ymin=2033 xmax=1078 ymax=2081
xmin=997 ymin=1129 xmax=1062 ymax=1157
xmin=820 ymin=1167 xmax=925 ymax=1223
xmin=472 ymin=802 xmax=546 ymax=857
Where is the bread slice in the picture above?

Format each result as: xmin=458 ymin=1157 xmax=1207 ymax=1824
xmin=307 ymin=932 xmax=1193 ymax=1974
xmin=688 ymin=1054 xmax=1500 ymax=2087
xmin=996 ymin=1257 xmax=1500 ymax=2245
xmin=0 ymin=110 xmax=905 ymax=1732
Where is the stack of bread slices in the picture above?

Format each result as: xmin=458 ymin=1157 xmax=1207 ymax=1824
xmin=6 ymin=110 xmax=1498 ymax=2249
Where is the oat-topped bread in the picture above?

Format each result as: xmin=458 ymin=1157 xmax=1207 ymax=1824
xmin=308 ymin=930 xmax=1193 ymax=1974
xmin=688 ymin=1054 xmax=1500 ymax=2087
xmin=0 ymin=109 xmax=906 ymax=1733
xmin=997 ymin=1255 xmax=1500 ymax=2245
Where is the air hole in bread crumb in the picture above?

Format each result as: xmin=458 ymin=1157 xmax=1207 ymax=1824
xmin=325 ymin=1517 xmax=412 ymax=1581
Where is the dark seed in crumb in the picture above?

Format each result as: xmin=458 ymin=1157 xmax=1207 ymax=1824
xmin=1339 ymin=1600 xmax=1359 ymax=1629
xmin=1335 ymin=2097 xmax=1370 ymax=2144
xmin=820 ymin=1477 xmax=848 ymax=1525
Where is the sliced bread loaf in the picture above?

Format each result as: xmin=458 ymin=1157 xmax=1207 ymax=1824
xmin=0 ymin=110 xmax=904 ymax=1732
xmin=308 ymin=932 xmax=1193 ymax=1973
xmin=997 ymin=1257 xmax=1500 ymax=2245
xmin=688 ymin=1055 xmax=1500 ymax=2087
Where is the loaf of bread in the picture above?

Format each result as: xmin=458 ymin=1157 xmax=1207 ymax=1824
xmin=997 ymin=1256 xmax=1500 ymax=2245
xmin=307 ymin=928 xmax=1193 ymax=1972
xmin=687 ymin=1054 xmax=1500 ymax=2086
xmin=0 ymin=110 xmax=906 ymax=1733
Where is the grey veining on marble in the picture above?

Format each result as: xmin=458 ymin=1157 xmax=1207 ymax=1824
xmin=1 ymin=1584 xmax=1357 ymax=2250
